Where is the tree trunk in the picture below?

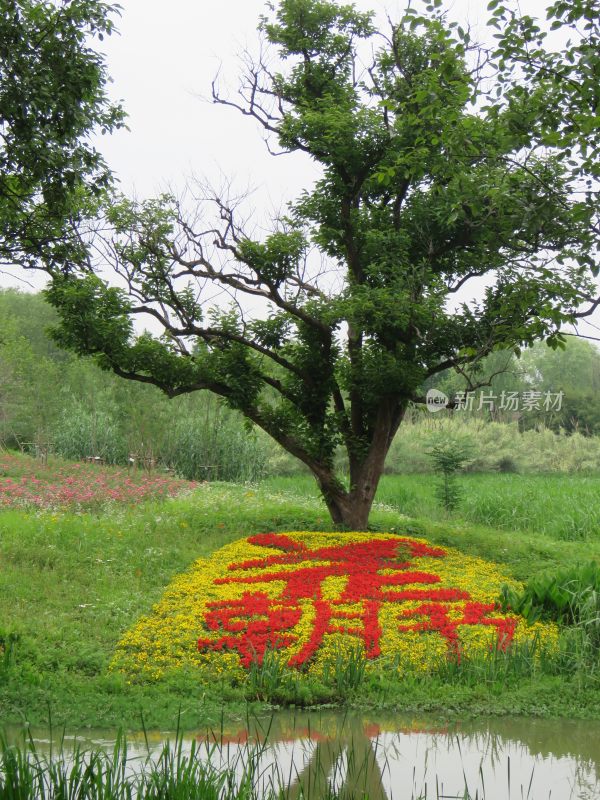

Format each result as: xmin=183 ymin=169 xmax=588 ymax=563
xmin=319 ymin=481 xmax=373 ymax=530
xmin=315 ymin=399 xmax=407 ymax=530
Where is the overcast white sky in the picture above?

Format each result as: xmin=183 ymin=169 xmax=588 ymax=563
xmin=5 ymin=0 xmax=600 ymax=339
xmin=96 ymin=0 xmax=494 ymax=201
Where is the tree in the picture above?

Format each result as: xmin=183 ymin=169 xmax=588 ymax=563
xmin=43 ymin=0 xmax=600 ymax=529
xmin=425 ymin=347 xmax=526 ymax=416
xmin=489 ymin=0 xmax=599 ymax=260
xmin=519 ymin=338 xmax=600 ymax=434
xmin=0 ymin=0 xmax=124 ymax=272
xmin=0 ymin=294 xmax=63 ymax=449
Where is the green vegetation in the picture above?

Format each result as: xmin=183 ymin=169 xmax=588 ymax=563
xmin=0 ymin=731 xmax=284 ymax=800
xmin=0 ymin=290 xmax=271 ymax=482
xmin=6 ymin=289 xmax=600 ymax=486
xmin=0 ymin=0 xmax=124 ymax=270
xmin=33 ymin=0 xmax=599 ymax=529
xmin=501 ymin=563 xmax=600 ymax=636
xmin=425 ymin=336 xmax=600 ymax=437
xmin=1 ymin=454 xmax=600 ymax=729
xmin=385 ymin=414 xmax=600 ymax=475
xmin=263 ymin=472 xmax=600 ymax=542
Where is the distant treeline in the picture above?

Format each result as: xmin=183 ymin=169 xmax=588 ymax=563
xmin=0 ymin=289 xmax=272 ymax=481
xmin=2 ymin=288 xmax=600 ymax=477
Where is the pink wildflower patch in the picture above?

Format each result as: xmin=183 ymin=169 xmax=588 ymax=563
xmin=0 ymin=454 xmax=196 ymax=510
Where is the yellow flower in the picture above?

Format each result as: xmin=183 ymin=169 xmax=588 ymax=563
xmin=110 ymin=531 xmax=558 ymax=681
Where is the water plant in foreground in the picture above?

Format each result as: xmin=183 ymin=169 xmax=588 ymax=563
xmin=1 ymin=719 xmax=591 ymax=800
xmin=0 ymin=730 xmax=270 ymax=800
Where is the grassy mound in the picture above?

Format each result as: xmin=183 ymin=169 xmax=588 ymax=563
xmin=112 ymin=531 xmax=557 ymax=685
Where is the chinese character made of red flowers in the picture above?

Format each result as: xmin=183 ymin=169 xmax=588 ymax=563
xmin=197 ymin=533 xmax=517 ymax=668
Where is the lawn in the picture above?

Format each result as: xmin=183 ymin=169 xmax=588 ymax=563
xmin=263 ymin=472 xmax=600 ymax=541
xmin=1 ymin=454 xmax=600 ymax=730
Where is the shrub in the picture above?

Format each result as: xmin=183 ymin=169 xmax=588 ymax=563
xmin=426 ymin=434 xmax=473 ymax=513
xmin=500 ymin=562 xmax=600 ymax=648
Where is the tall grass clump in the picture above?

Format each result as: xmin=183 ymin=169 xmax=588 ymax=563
xmin=51 ymin=400 xmax=128 ymax=465
xmin=432 ymin=634 xmax=556 ymax=687
xmin=244 ymin=647 xmax=368 ymax=706
xmin=48 ymin=389 xmax=274 ymax=482
xmin=322 ymin=645 xmax=367 ymax=699
xmin=163 ymin=408 xmax=270 ymax=483
xmin=246 ymin=650 xmax=296 ymax=703
xmin=0 ymin=730 xmax=278 ymax=800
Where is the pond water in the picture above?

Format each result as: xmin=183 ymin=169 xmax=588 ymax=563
xmin=3 ymin=711 xmax=600 ymax=799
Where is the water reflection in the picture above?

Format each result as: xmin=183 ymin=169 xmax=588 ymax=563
xmin=4 ymin=712 xmax=600 ymax=799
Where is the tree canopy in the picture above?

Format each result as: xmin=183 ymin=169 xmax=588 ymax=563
xmin=491 ymin=0 xmax=599 ymax=223
xmin=40 ymin=0 xmax=600 ymax=528
xmin=0 ymin=0 xmax=124 ymax=271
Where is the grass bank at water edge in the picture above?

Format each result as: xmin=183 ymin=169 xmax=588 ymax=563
xmin=2 ymin=468 xmax=600 ymax=728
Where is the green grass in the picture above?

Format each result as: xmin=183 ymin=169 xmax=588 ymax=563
xmin=262 ymin=472 xmax=600 ymax=541
xmin=3 ymin=459 xmax=600 ymax=729
xmin=0 ymin=482 xmax=331 ymax=730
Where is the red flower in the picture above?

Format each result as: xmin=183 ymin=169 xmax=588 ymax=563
xmin=198 ymin=533 xmax=517 ymax=669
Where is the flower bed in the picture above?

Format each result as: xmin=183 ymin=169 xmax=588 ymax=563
xmin=111 ymin=531 xmax=558 ymax=680
xmin=0 ymin=454 xmax=195 ymax=509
